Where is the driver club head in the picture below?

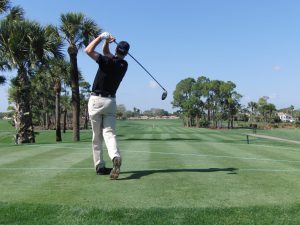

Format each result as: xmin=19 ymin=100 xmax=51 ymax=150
xmin=161 ymin=91 xmax=168 ymax=100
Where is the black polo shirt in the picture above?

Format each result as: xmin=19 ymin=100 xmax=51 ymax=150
xmin=91 ymin=54 xmax=128 ymax=96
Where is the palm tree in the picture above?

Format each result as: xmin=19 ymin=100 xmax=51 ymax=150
xmin=79 ymin=81 xmax=91 ymax=129
xmin=0 ymin=0 xmax=10 ymax=14
xmin=51 ymin=59 xmax=70 ymax=142
xmin=0 ymin=18 xmax=63 ymax=143
xmin=5 ymin=5 xmax=24 ymax=21
xmin=59 ymin=12 xmax=101 ymax=141
xmin=247 ymin=101 xmax=258 ymax=122
xmin=290 ymin=105 xmax=294 ymax=117
xmin=36 ymin=25 xmax=67 ymax=141
xmin=36 ymin=57 xmax=70 ymax=141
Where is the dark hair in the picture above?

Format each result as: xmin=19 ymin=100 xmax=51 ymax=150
xmin=116 ymin=41 xmax=130 ymax=56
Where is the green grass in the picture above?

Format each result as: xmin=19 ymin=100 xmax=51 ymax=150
xmin=1 ymin=119 xmax=300 ymax=224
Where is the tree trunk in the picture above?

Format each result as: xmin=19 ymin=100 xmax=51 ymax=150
xmin=54 ymin=80 xmax=62 ymax=142
xmin=15 ymin=70 xmax=35 ymax=144
xmin=42 ymin=97 xmax=47 ymax=129
xmin=63 ymin=108 xmax=67 ymax=133
xmin=195 ymin=114 xmax=199 ymax=128
xmin=68 ymin=45 xmax=80 ymax=141
xmin=84 ymin=104 xmax=89 ymax=129
xmin=45 ymin=112 xmax=50 ymax=130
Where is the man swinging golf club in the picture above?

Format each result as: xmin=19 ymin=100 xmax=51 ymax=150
xmin=85 ymin=32 xmax=130 ymax=179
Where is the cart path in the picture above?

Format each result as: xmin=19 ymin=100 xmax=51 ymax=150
xmin=245 ymin=133 xmax=300 ymax=145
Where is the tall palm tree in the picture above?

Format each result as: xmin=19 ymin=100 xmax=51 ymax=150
xmin=60 ymin=12 xmax=101 ymax=141
xmin=0 ymin=18 xmax=63 ymax=143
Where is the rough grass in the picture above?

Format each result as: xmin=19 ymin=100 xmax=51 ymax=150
xmin=1 ymin=202 xmax=300 ymax=225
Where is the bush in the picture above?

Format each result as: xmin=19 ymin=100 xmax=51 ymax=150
xmin=199 ymin=119 xmax=210 ymax=128
xmin=249 ymin=123 xmax=257 ymax=129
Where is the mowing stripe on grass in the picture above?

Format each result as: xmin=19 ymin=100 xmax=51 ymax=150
xmin=5 ymin=143 xmax=299 ymax=164
xmin=26 ymin=142 xmax=300 ymax=153
xmin=124 ymin=149 xmax=300 ymax=163
xmin=0 ymin=167 xmax=93 ymax=170
xmin=1 ymin=167 xmax=300 ymax=173
xmin=240 ymin=168 xmax=300 ymax=172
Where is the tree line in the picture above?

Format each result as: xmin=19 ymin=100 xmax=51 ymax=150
xmin=1 ymin=1 xmax=299 ymax=144
xmin=172 ymin=76 xmax=242 ymax=128
xmin=0 ymin=0 xmax=100 ymax=143
xmin=172 ymin=76 xmax=299 ymax=128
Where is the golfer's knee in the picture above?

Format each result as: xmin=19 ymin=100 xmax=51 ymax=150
xmin=103 ymin=127 xmax=115 ymax=136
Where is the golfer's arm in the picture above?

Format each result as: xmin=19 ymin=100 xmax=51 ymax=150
xmin=85 ymin=36 xmax=102 ymax=61
xmin=102 ymin=40 xmax=114 ymax=58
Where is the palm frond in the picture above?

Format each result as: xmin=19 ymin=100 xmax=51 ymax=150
xmin=6 ymin=5 xmax=24 ymax=21
xmin=0 ymin=75 xmax=6 ymax=85
xmin=0 ymin=0 xmax=10 ymax=14
xmin=60 ymin=12 xmax=101 ymax=49
xmin=81 ymin=18 xmax=101 ymax=47
xmin=44 ymin=25 xmax=64 ymax=59
xmin=0 ymin=19 xmax=65 ymax=73
xmin=60 ymin=12 xmax=84 ymax=45
xmin=0 ymin=60 xmax=11 ymax=71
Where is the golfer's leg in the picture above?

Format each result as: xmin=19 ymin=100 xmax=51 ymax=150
xmin=102 ymin=114 xmax=121 ymax=160
xmin=90 ymin=115 xmax=105 ymax=168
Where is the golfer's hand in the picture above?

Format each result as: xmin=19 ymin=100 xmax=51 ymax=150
xmin=99 ymin=32 xmax=110 ymax=40
xmin=107 ymin=35 xmax=116 ymax=43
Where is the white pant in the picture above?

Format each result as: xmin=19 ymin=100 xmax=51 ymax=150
xmin=88 ymin=95 xmax=121 ymax=168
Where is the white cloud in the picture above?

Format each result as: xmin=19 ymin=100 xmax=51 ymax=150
xmin=148 ymin=81 xmax=158 ymax=89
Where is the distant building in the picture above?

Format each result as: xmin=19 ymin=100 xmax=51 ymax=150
xmin=277 ymin=112 xmax=296 ymax=122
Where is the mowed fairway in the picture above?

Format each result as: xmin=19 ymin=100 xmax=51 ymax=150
xmin=1 ymin=119 xmax=300 ymax=224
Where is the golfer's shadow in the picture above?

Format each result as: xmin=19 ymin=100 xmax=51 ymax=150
xmin=119 ymin=168 xmax=238 ymax=180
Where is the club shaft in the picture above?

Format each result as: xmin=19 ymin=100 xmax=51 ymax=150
xmin=114 ymin=41 xmax=166 ymax=91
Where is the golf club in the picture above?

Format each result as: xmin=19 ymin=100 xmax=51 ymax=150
xmin=114 ymin=40 xmax=168 ymax=100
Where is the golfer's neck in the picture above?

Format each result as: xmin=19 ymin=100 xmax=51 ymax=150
xmin=115 ymin=54 xmax=125 ymax=59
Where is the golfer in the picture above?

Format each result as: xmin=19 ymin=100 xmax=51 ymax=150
xmin=85 ymin=32 xmax=130 ymax=179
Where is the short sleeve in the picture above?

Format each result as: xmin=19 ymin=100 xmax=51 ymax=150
xmin=96 ymin=54 xmax=110 ymax=68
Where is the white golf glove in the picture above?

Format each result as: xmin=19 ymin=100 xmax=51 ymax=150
xmin=99 ymin=32 xmax=110 ymax=40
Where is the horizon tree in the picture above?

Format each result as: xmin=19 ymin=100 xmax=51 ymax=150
xmin=172 ymin=77 xmax=196 ymax=127
xmin=247 ymin=101 xmax=258 ymax=122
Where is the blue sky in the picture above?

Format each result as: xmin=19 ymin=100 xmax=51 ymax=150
xmin=1 ymin=0 xmax=300 ymax=112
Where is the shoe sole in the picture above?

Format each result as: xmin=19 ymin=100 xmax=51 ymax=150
xmin=110 ymin=157 xmax=121 ymax=180
xmin=96 ymin=168 xmax=112 ymax=175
